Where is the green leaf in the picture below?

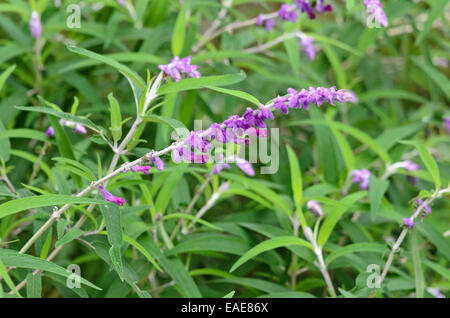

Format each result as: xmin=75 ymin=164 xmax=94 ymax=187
xmin=0 ymin=128 xmax=49 ymax=143
xmin=155 ymin=167 xmax=186 ymax=214
xmin=0 ymin=195 xmax=105 ymax=219
xmin=109 ymin=245 xmax=124 ymax=282
xmin=0 ymin=257 xmax=21 ymax=298
xmin=358 ymin=89 xmax=427 ymax=104
xmin=122 ymin=234 xmax=162 ymax=272
xmin=369 ymin=175 xmax=390 ymax=221
xmin=258 ymin=291 xmax=315 ymax=298
xmin=26 ymin=273 xmax=41 ymax=298
xmin=223 ymin=291 xmax=235 ymax=298
xmin=0 ymin=249 xmax=101 ymax=290
xmin=410 ymin=229 xmax=424 ymax=298
xmin=162 ymin=213 xmax=222 ymax=231
xmin=206 ymin=86 xmax=261 ymax=107
xmin=415 ymin=0 xmax=448 ymax=45
xmin=399 ymin=140 xmax=440 ymax=189
xmin=0 ymin=64 xmax=16 ymax=93
xmin=0 ymin=121 xmax=11 ymax=162
xmin=66 ymin=44 xmax=145 ymax=89
xmin=318 ymin=191 xmax=367 ymax=247
xmin=411 ymin=57 xmax=450 ymax=100
xmin=289 ymin=119 xmax=391 ymax=164
xmin=230 ymin=236 xmax=313 ymax=272
xmin=100 ymin=204 xmax=123 ymax=247
xmin=55 ymin=228 xmax=84 ymax=248
xmin=326 ymin=243 xmax=386 ymax=264
xmin=52 ymin=157 xmax=96 ymax=181
xmin=213 ymin=277 xmax=290 ymax=294
xmin=286 ymin=145 xmax=307 ymax=228
xmin=158 ymin=72 xmax=246 ymax=95
xmin=108 ymin=93 xmax=122 ymax=142
xmin=171 ymin=7 xmax=186 ymax=56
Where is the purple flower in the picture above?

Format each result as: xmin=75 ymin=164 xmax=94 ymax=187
xmin=212 ymin=154 xmax=230 ymax=175
xmin=46 ymin=126 xmax=54 ymax=137
xmin=444 ymin=117 xmax=450 ymax=133
xmin=299 ymin=34 xmax=315 ymax=61
xmin=117 ymin=0 xmax=127 ymax=6
xmin=256 ymin=14 xmax=264 ymax=26
xmin=29 ymin=11 xmax=42 ymax=40
xmin=306 ymin=200 xmax=323 ymax=217
xmin=245 ymin=127 xmax=268 ymax=137
xmin=315 ymin=0 xmax=333 ymax=13
xmin=403 ymin=217 xmax=416 ymax=229
xmin=73 ymin=123 xmax=87 ymax=134
xmin=278 ymin=4 xmax=298 ymax=22
xmin=265 ymin=19 xmax=275 ymax=31
xmin=273 ymin=96 xmax=289 ymax=114
xmin=296 ymin=0 xmax=316 ymax=19
xmin=158 ymin=56 xmax=201 ymax=82
xmin=428 ymin=288 xmax=445 ymax=298
xmin=124 ymin=165 xmax=151 ymax=175
xmin=153 ymin=156 xmax=164 ymax=170
xmin=58 ymin=119 xmax=87 ymax=135
xmin=416 ymin=199 xmax=432 ymax=215
xmin=352 ymin=168 xmax=371 ymax=190
xmin=364 ymin=0 xmax=388 ymax=27
xmin=98 ymin=185 xmax=125 ymax=206
xmin=185 ymin=131 xmax=212 ymax=153
xmin=403 ymin=160 xmax=419 ymax=171
xmin=235 ymin=157 xmax=255 ymax=176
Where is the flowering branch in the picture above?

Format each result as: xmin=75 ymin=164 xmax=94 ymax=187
xmin=379 ymin=187 xmax=450 ymax=285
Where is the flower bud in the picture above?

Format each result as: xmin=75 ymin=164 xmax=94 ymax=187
xmin=29 ymin=11 xmax=42 ymax=40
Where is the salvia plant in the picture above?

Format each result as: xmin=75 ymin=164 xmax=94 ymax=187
xmin=0 ymin=0 xmax=448 ymax=299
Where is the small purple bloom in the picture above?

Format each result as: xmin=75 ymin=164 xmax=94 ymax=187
xmin=278 ymin=4 xmax=298 ymax=23
xmin=158 ymin=56 xmax=201 ymax=82
xmin=307 ymin=200 xmax=323 ymax=217
xmin=265 ymin=19 xmax=275 ymax=31
xmin=416 ymin=199 xmax=432 ymax=215
xmin=117 ymin=0 xmax=127 ymax=6
xmin=428 ymin=288 xmax=445 ymax=298
xmin=152 ymin=156 xmax=164 ymax=171
xmin=352 ymin=168 xmax=371 ymax=190
xmin=403 ymin=217 xmax=416 ymax=229
xmin=299 ymin=34 xmax=315 ymax=61
xmin=364 ymin=0 xmax=389 ymax=27
xmin=235 ymin=157 xmax=255 ymax=176
xmin=46 ymin=126 xmax=54 ymax=137
xmin=444 ymin=117 xmax=450 ymax=133
xmin=274 ymin=95 xmax=289 ymax=114
xmin=315 ymin=0 xmax=333 ymax=13
xmin=73 ymin=123 xmax=87 ymax=134
xmin=296 ymin=0 xmax=316 ymax=19
xmin=403 ymin=160 xmax=419 ymax=171
xmin=212 ymin=154 xmax=230 ymax=175
xmin=98 ymin=185 xmax=125 ymax=206
xmin=256 ymin=14 xmax=264 ymax=26
xmin=125 ymin=165 xmax=151 ymax=175
xmin=29 ymin=11 xmax=42 ymax=40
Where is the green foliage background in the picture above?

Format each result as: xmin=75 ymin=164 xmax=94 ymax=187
xmin=0 ymin=0 xmax=449 ymax=298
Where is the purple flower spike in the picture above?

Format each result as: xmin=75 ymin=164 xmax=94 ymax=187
xmin=403 ymin=217 xmax=416 ymax=229
xmin=265 ymin=19 xmax=275 ymax=31
xmin=235 ymin=157 xmax=255 ymax=176
xmin=444 ymin=117 xmax=450 ymax=133
xmin=364 ymin=0 xmax=388 ymax=27
xmin=352 ymin=168 xmax=371 ymax=190
xmin=98 ymin=185 xmax=125 ymax=206
xmin=306 ymin=200 xmax=323 ymax=217
xmin=158 ymin=56 xmax=201 ymax=82
xmin=130 ymin=165 xmax=151 ymax=175
xmin=46 ymin=126 xmax=54 ymax=137
xmin=29 ymin=11 xmax=42 ymax=40
xmin=299 ymin=34 xmax=315 ymax=61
